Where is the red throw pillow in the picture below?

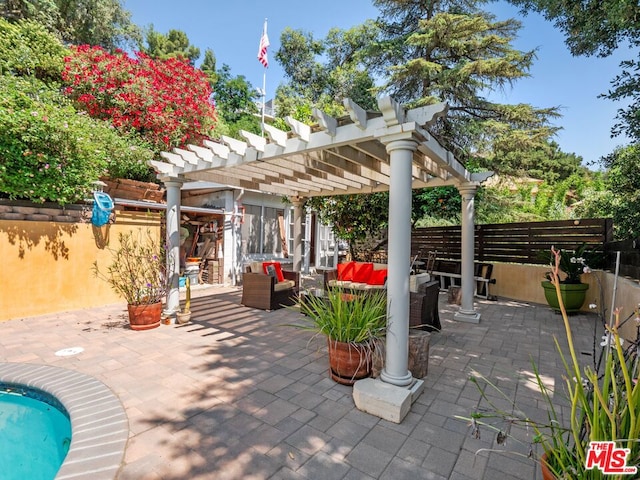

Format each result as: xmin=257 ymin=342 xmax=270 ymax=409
xmin=262 ymin=262 xmax=285 ymax=283
xmin=353 ymin=262 xmax=373 ymax=283
xmin=368 ymin=269 xmax=387 ymax=286
xmin=337 ymin=261 xmax=355 ymax=281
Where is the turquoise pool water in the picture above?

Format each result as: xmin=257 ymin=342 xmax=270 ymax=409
xmin=0 ymin=384 xmax=71 ymax=480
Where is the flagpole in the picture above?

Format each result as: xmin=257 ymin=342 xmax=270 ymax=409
xmin=261 ymin=68 xmax=266 ymax=137
xmin=258 ymin=18 xmax=268 ymax=137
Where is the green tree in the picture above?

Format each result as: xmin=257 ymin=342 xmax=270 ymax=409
xmin=507 ymin=0 xmax=640 ymax=143
xmin=0 ymin=0 xmax=59 ymax=32
xmin=483 ymin=139 xmax=583 ymax=182
xmin=1 ymin=0 xmax=141 ymax=50
xmin=307 ymin=193 xmax=389 ymax=259
xmin=412 ymin=187 xmax=461 ymax=224
xmin=577 ymin=145 xmax=640 ymax=240
xmin=506 ymin=0 xmax=640 ymax=57
xmin=211 ymin=64 xmax=260 ymax=139
xmin=55 ymin=0 xmax=140 ymax=50
xmin=602 ymin=58 xmax=640 ymax=140
xmin=140 ymin=26 xmax=200 ymax=65
xmin=200 ymin=48 xmax=218 ymax=84
xmin=0 ymin=18 xmax=67 ymax=81
xmin=370 ymin=0 xmax=560 ymax=157
xmin=275 ymin=24 xmax=378 ymax=121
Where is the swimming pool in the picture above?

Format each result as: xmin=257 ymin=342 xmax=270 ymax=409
xmin=0 ymin=385 xmax=71 ymax=480
xmin=0 ymin=363 xmax=128 ymax=480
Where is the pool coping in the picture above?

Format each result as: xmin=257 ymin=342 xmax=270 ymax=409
xmin=0 ymin=363 xmax=128 ymax=480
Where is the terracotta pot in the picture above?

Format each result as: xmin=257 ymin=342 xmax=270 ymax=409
xmin=127 ymin=302 xmax=162 ymax=330
xmin=327 ymin=338 xmax=372 ymax=385
xmin=541 ymin=281 xmax=589 ymax=313
xmin=540 ymin=452 xmax=556 ymax=480
xmin=176 ymin=311 xmax=192 ymax=324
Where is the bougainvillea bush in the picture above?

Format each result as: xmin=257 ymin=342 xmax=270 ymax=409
xmin=0 ymin=75 xmax=154 ymax=204
xmin=62 ymin=45 xmax=217 ymax=152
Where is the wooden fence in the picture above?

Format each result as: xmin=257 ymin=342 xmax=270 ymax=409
xmin=410 ymin=218 xmax=614 ymax=265
xmin=349 ymin=218 xmax=640 ymax=280
xmin=605 ymin=239 xmax=640 ymax=279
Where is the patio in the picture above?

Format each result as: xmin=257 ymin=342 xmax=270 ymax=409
xmin=1 ymin=284 xmax=600 ymax=480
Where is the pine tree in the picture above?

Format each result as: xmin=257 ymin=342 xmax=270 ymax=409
xmin=370 ymin=0 xmax=560 ymax=158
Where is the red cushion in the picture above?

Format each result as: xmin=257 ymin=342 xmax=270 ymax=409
xmin=353 ymin=262 xmax=373 ymax=283
xmin=368 ymin=269 xmax=387 ymax=286
xmin=262 ymin=262 xmax=285 ymax=283
xmin=337 ymin=261 xmax=355 ymax=281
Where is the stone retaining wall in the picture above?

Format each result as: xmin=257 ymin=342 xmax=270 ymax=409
xmin=0 ymin=201 xmax=91 ymax=223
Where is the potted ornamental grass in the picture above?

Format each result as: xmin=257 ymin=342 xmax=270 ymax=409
xmin=93 ymin=228 xmax=168 ymax=330
xmin=294 ymin=289 xmax=387 ymax=385
xmin=462 ymin=247 xmax=640 ymax=479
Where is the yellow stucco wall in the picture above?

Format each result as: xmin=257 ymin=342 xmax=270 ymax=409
xmin=0 ymin=211 xmax=161 ymax=321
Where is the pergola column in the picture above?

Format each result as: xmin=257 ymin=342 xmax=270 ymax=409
xmin=454 ymin=183 xmax=481 ymax=324
xmin=380 ymin=139 xmax=417 ymax=387
xmin=353 ymin=137 xmax=424 ymax=424
xmin=163 ymin=177 xmax=184 ymax=318
xmin=292 ymin=199 xmax=304 ymax=272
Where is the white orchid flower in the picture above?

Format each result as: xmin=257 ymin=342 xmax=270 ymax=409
xmin=600 ymin=333 xmax=624 ymax=348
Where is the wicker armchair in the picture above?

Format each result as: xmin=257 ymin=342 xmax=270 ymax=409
xmin=241 ymin=267 xmax=299 ymax=311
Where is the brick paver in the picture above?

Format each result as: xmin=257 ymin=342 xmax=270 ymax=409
xmin=0 ymin=282 xmax=601 ymax=479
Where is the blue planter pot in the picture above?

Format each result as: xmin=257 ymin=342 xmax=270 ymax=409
xmin=541 ymin=281 xmax=589 ymax=313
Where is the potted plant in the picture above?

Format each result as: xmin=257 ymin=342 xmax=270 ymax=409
xmin=93 ymin=229 xmax=168 ymax=330
xmin=462 ymin=247 xmax=640 ymax=478
xmin=176 ymin=276 xmax=192 ymax=324
xmin=541 ymin=243 xmax=592 ymax=312
xmin=294 ymin=289 xmax=387 ymax=385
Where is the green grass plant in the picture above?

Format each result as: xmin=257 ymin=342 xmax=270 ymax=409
xmin=297 ymin=288 xmax=387 ymax=344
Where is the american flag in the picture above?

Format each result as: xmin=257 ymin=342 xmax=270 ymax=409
xmin=257 ymin=20 xmax=270 ymax=68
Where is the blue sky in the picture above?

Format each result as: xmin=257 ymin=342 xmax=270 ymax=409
xmin=124 ymin=0 xmax=632 ymax=166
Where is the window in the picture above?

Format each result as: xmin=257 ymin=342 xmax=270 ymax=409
xmin=241 ymin=204 xmax=284 ymax=255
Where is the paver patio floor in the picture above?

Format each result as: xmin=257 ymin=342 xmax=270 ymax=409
xmin=0 ymin=283 xmax=602 ymax=479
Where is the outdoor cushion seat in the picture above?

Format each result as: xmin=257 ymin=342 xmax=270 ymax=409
xmin=241 ymin=261 xmax=299 ymax=310
xmin=274 ymin=280 xmax=295 ymax=291
xmin=324 ymin=261 xmax=388 ymax=291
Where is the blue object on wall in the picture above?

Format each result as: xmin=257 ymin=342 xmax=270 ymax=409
xmin=91 ymin=191 xmax=114 ymax=226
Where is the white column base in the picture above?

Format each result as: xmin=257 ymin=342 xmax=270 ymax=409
xmin=454 ymin=309 xmax=481 ymax=323
xmin=161 ymin=311 xmax=176 ymax=325
xmin=352 ymin=377 xmax=424 ymax=423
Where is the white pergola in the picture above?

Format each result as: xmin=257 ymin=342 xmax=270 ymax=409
xmin=150 ymin=96 xmax=492 ymax=423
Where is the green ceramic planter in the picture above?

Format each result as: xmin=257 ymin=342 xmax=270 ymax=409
xmin=541 ymin=281 xmax=589 ymax=313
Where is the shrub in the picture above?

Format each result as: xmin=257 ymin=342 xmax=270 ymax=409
xmin=62 ymin=45 xmax=217 ymax=152
xmin=0 ymin=19 xmax=68 ymax=82
xmin=93 ymin=229 xmax=169 ymax=306
xmin=0 ymin=76 xmax=154 ymax=204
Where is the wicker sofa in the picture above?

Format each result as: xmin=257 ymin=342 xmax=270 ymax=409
xmin=323 ymin=261 xmax=388 ymax=291
xmin=324 ymin=261 xmax=441 ymax=331
xmin=241 ymin=261 xmax=299 ymax=311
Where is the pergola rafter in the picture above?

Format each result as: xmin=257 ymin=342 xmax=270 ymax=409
xmin=150 ymin=98 xmax=484 ymax=197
